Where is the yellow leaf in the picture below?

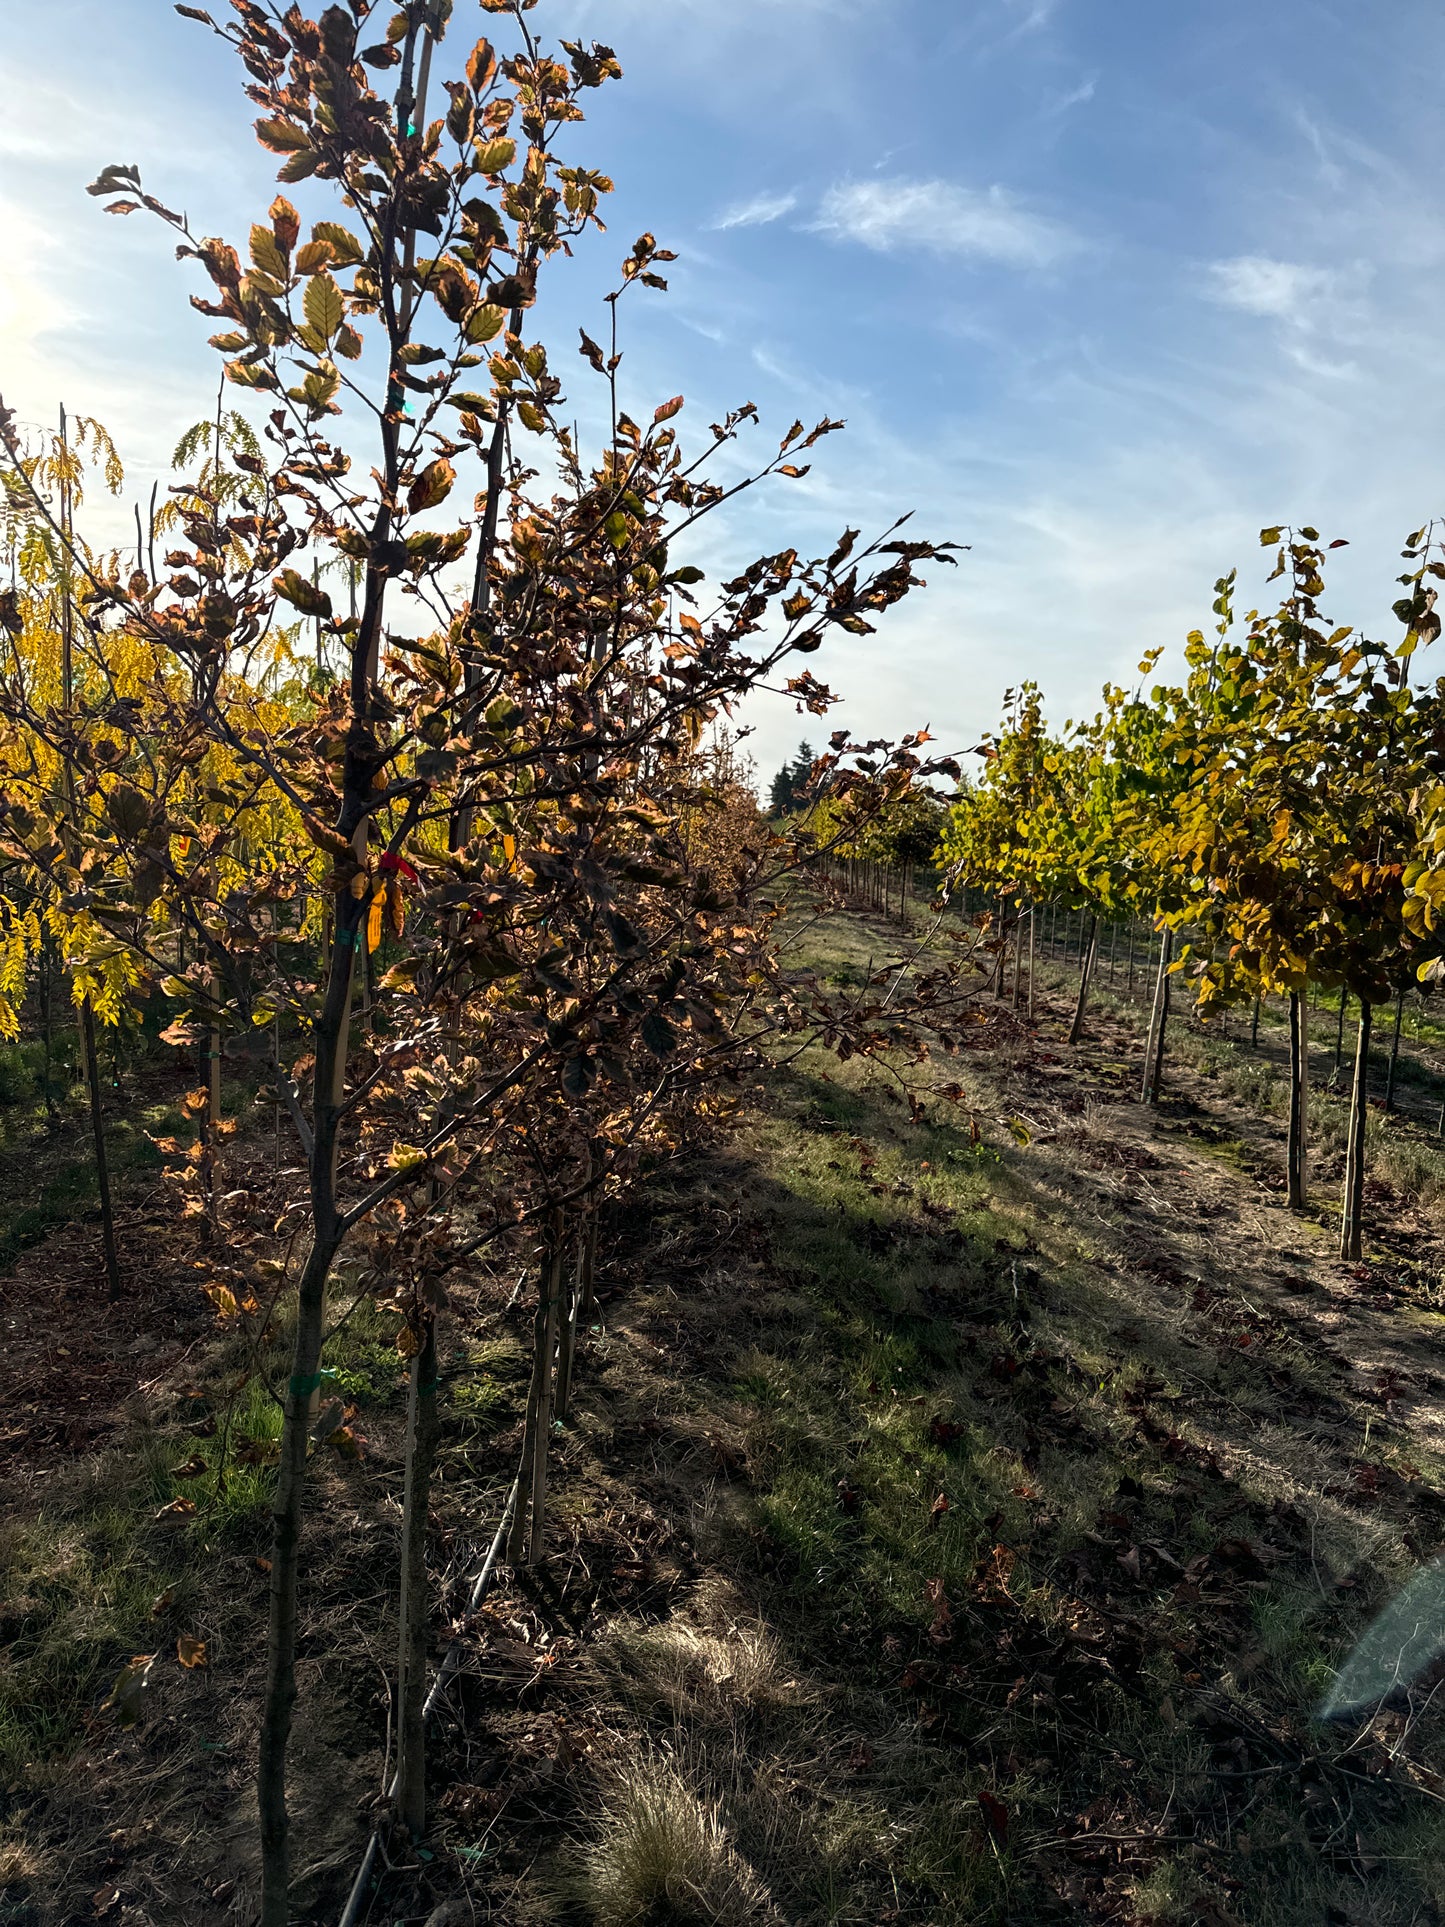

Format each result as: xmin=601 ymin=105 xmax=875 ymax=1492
xmin=366 ymin=890 xmax=384 ymax=954
xmin=176 ymin=1634 xmax=208 ymax=1669
xmin=395 ymin=1322 xmax=420 ymax=1358
xmin=250 ymin=223 xmax=288 ymax=280
xmin=303 ymin=271 xmax=343 ymax=341
xmin=388 ymin=1142 xmax=427 ymax=1173
xmin=474 ymin=136 xmax=516 ymax=173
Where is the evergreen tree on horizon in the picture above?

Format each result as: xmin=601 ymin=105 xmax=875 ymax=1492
xmin=768 ymin=739 xmax=816 ymax=816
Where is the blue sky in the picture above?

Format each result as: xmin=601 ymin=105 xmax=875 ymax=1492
xmin=4 ymin=0 xmax=1444 ymax=786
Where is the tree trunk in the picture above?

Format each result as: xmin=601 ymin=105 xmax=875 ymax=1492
xmin=394 ymin=1312 xmax=440 ymax=1839
xmin=1027 ymin=907 xmax=1037 ymax=1023
xmin=208 ymin=970 xmax=223 ymax=1233
xmin=507 ymin=1225 xmax=563 ymax=1568
xmin=80 ymin=997 xmax=122 ymax=1302
xmin=1126 ymin=921 xmax=1136 ymax=997
xmin=579 ymin=1201 xmax=600 ymax=1315
xmin=38 ymin=935 xmax=55 ymax=1119
xmin=1141 ymin=927 xmax=1174 ymax=1104
xmin=257 ymin=1229 xmax=341 ymax=1927
xmin=1384 ymin=986 xmax=1405 ymax=1113
xmin=525 ymin=1233 xmax=563 ymax=1567
xmin=1250 ymin=994 xmax=1260 ymax=1050
xmin=555 ymin=1207 xmax=586 ymax=1422
xmin=1011 ymin=903 xmax=1024 ymax=1009
xmin=1340 ymin=1000 xmax=1372 ymax=1261
xmin=1333 ymin=991 xmax=1347 ymax=1084
xmin=257 ymin=892 xmax=358 ymax=1927
xmin=1286 ymin=990 xmax=1308 ymax=1210
xmin=1069 ymin=914 xmax=1098 ymax=1046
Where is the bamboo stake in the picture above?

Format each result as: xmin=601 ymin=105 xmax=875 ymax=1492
xmin=1340 ymin=1001 xmax=1373 ymax=1261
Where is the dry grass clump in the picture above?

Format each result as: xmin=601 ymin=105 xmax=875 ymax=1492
xmin=609 ymin=1617 xmax=796 ymax=1717
xmin=0 ymin=1831 xmax=41 ymax=1885
xmin=605 ymin=1576 xmax=808 ymax=1719
xmin=1372 ymin=1132 xmax=1445 ymax=1206
xmin=578 ymin=1756 xmax=775 ymax=1926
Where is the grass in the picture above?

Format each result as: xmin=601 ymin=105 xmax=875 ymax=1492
xmin=576 ymin=1755 xmax=774 ymax=1926
xmin=0 ymin=1454 xmax=188 ymax=1787
xmin=0 ymin=1275 xmax=418 ymax=1799
xmin=558 ymin=903 xmax=1445 ymax=1924
xmin=13 ymin=900 xmax=1445 ymax=1924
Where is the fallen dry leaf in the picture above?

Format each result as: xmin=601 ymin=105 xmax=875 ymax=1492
xmin=101 ymin=1653 xmax=157 ymax=1725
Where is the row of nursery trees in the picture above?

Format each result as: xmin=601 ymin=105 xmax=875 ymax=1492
xmin=0 ymin=4 xmax=969 ymax=1922
xmin=939 ymin=525 xmax=1445 ymax=1262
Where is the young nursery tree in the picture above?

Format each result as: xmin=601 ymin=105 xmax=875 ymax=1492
xmin=0 ymin=0 xmax=961 ymax=1914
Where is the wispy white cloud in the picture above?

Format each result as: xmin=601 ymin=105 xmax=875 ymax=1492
xmin=1006 ymin=0 xmax=1058 ymax=34
xmin=1044 ymin=74 xmax=1096 ymax=116
xmin=811 ymin=177 xmax=1080 ymax=268
xmin=1204 ymin=255 xmax=1340 ymax=325
xmin=713 ymin=189 xmax=798 ymax=231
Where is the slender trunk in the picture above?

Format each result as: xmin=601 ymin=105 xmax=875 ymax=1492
xmin=506 ymin=1226 xmax=563 ymax=1568
xmin=80 ymin=997 xmax=122 ymax=1301
xmin=1011 ymin=904 xmax=1024 ymax=1009
xmin=1027 ymin=907 xmax=1037 ymax=1023
xmin=554 ymin=1211 xmax=582 ymax=1422
xmin=1384 ymin=987 xmax=1404 ymax=1113
xmin=273 ymin=1012 xmax=282 ymax=1173
xmin=1333 ymin=991 xmax=1347 ymax=1084
xmin=1141 ymin=927 xmax=1174 ymax=1104
xmin=525 ymin=1231 xmax=563 ymax=1567
xmin=1069 ymin=913 xmax=1098 ymax=1046
xmin=57 ymin=404 xmax=117 ymax=1299
xmin=579 ymin=1203 xmax=600 ymax=1316
xmin=38 ymin=937 xmax=52 ymax=1117
xmin=1340 ymin=1000 xmax=1373 ymax=1261
xmin=1126 ymin=921 xmax=1136 ymax=997
xmin=1250 ymin=993 xmax=1260 ymax=1050
xmin=257 ymin=889 xmax=359 ymax=1927
xmin=1286 ymin=990 xmax=1307 ymax=1210
xmin=1108 ymin=919 xmax=1118 ymax=983
xmin=208 ymin=970 xmax=223 ymax=1234
xmin=257 ymin=1230 xmax=341 ymax=1926
xmin=394 ymin=1312 xmax=440 ymax=1839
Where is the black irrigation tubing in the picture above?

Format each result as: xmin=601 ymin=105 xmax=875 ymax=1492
xmin=336 ymin=1471 xmax=522 ymax=1927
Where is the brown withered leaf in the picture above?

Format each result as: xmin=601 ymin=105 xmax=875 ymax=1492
xmin=925 ymin=1577 xmax=953 ymax=1645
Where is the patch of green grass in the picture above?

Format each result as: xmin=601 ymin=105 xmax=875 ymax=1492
xmin=0 ymin=1460 xmax=188 ymax=1785
xmin=0 ymin=1092 xmax=180 ymax=1272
